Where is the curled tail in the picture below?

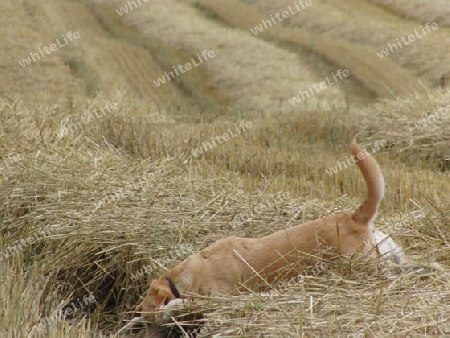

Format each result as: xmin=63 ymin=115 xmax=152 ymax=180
xmin=350 ymin=139 xmax=384 ymax=225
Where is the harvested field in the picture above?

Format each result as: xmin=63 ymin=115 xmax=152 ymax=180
xmin=1 ymin=0 xmax=449 ymax=337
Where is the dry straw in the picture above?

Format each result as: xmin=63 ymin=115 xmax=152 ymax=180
xmin=1 ymin=94 xmax=449 ymax=337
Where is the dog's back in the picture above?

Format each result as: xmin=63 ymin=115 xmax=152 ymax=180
xmin=200 ymin=140 xmax=390 ymax=283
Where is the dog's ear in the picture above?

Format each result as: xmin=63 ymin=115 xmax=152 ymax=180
xmin=151 ymin=277 xmax=176 ymax=309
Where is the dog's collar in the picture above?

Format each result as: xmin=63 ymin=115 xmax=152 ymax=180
xmin=165 ymin=276 xmax=181 ymax=299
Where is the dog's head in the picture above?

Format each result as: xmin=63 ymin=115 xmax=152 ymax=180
xmin=135 ymin=276 xmax=180 ymax=337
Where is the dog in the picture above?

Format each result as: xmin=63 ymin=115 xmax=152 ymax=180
xmin=135 ymin=139 xmax=404 ymax=337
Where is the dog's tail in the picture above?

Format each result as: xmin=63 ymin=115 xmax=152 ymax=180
xmin=351 ymin=139 xmax=384 ymax=225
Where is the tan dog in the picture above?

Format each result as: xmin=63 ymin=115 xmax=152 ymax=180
xmin=135 ymin=139 xmax=403 ymax=337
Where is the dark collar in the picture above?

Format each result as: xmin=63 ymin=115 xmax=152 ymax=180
xmin=165 ymin=276 xmax=181 ymax=299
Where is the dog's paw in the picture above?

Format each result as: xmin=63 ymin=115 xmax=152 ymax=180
xmin=155 ymin=298 xmax=187 ymax=325
xmin=117 ymin=316 xmax=145 ymax=335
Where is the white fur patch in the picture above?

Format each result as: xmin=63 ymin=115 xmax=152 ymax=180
xmin=372 ymin=229 xmax=404 ymax=264
xmin=155 ymin=298 xmax=186 ymax=325
xmin=117 ymin=316 xmax=144 ymax=334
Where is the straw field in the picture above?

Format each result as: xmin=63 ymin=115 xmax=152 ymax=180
xmin=1 ymin=0 xmax=449 ymax=337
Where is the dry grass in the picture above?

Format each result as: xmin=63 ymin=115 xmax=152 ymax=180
xmin=246 ymin=0 xmax=450 ymax=87
xmin=1 ymin=0 xmax=450 ymax=337
xmin=368 ymin=0 xmax=450 ymax=28
xmin=193 ymin=0 xmax=426 ymax=97
xmin=1 ymin=90 xmax=449 ymax=337
xmin=358 ymin=89 xmax=450 ymax=169
xmin=105 ymin=0 xmax=351 ymax=112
